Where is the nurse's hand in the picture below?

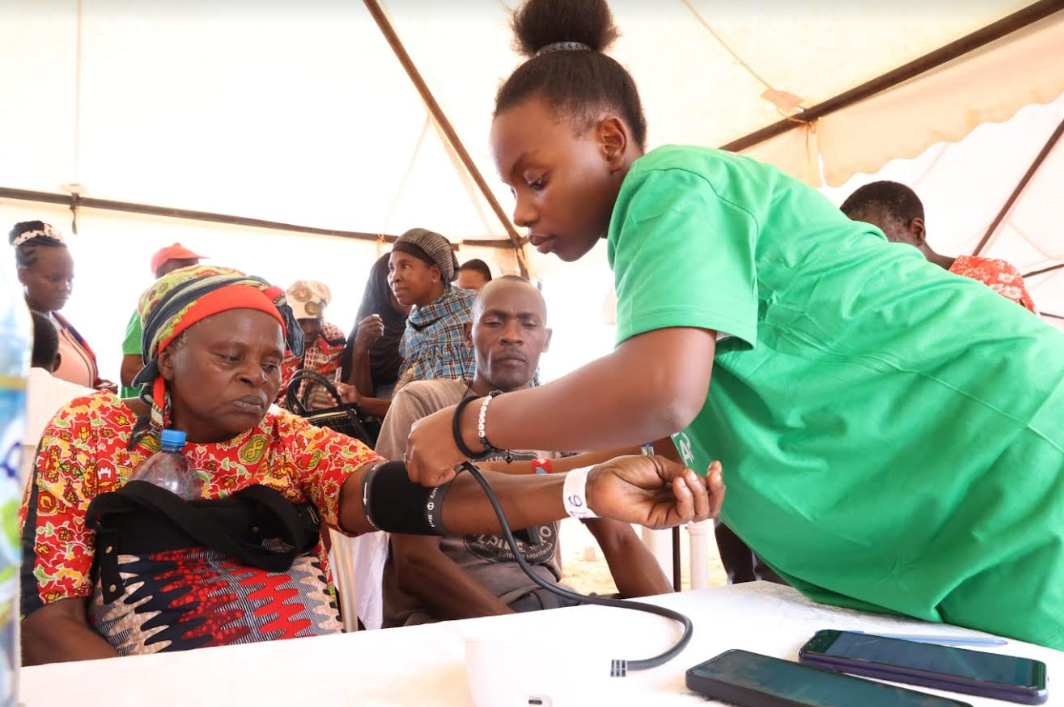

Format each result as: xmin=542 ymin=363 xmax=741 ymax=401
xmin=406 ymin=403 xmax=469 ymax=486
xmin=588 ymin=457 xmax=724 ymax=528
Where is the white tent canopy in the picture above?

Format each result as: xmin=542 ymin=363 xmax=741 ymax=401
xmin=3 ymin=1 xmax=1062 ymax=238
xmin=2 ymin=1 xmax=1062 ymax=379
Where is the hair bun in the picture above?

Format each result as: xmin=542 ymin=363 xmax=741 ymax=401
xmin=511 ymin=0 xmax=620 ymax=59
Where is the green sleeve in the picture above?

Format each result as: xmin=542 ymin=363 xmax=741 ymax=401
xmin=121 ymin=310 xmax=142 ymax=356
xmin=608 ymin=166 xmax=759 ymax=348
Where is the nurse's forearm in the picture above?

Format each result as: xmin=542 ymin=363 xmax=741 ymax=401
xmin=464 ymin=327 xmax=716 ymax=453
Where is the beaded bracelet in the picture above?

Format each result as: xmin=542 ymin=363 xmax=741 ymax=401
xmin=477 ymin=391 xmax=504 ymax=456
xmin=452 ymin=395 xmax=489 ymax=460
xmin=451 ymin=392 xmax=511 ymax=463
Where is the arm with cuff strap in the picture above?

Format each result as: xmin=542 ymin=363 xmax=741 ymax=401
xmin=339 ymin=460 xmax=566 ymax=537
xmin=339 ymin=454 xmax=718 ymax=538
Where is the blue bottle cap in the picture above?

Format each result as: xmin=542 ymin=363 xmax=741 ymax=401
xmin=160 ymin=428 xmax=187 ymax=450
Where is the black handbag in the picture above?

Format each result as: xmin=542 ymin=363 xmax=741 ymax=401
xmin=86 ymin=481 xmax=321 ymax=603
xmin=284 ymin=368 xmax=381 ymax=447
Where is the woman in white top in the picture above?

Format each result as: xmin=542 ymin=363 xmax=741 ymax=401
xmin=10 ymin=221 xmax=110 ymax=390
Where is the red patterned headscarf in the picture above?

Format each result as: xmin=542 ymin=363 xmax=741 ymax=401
xmin=129 ymin=265 xmax=303 ymax=445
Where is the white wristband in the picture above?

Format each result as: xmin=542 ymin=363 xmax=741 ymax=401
xmin=563 ymin=467 xmax=599 ymax=519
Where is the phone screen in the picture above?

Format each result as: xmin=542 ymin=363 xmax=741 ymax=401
xmin=689 ymin=650 xmax=971 ymax=707
xmin=819 ymin=632 xmax=1043 ymax=688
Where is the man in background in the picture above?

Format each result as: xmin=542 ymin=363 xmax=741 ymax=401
xmin=119 ymin=243 xmax=206 ymax=398
xmin=377 ymin=276 xmax=672 ymax=626
xmin=456 ymin=259 xmax=493 ymax=291
xmin=841 ymin=181 xmax=1037 ymax=312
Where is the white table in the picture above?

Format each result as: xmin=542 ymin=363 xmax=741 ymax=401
xmin=19 ymin=582 xmax=1061 ymax=706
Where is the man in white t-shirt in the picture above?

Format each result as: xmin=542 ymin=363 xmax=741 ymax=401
xmin=373 ymin=276 xmax=672 ymax=626
xmin=23 ymin=311 xmax=93 ymax=481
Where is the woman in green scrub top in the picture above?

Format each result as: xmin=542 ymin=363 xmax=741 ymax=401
xmin=405 ymin=0 xmax=1064 ymax=649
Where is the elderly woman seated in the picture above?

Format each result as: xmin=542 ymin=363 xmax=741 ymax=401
xmin=19 ymin=266 xmax=721 ymax=664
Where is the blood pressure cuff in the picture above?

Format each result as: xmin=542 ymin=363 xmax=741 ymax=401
xmin=361 ymin=461 xmax=454 ymax=536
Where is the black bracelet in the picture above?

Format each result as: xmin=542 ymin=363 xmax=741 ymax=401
xmin=452 ymin=395 xmax=489 ymax=460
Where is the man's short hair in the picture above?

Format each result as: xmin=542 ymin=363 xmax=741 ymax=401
xmin=840 ymin=181 xmax=924 ymax=226
xmin=31 ymin=310 xmax=59 ymax=369
xmin=458 ymin=259 xmax=493 ymax=282
xmin=472 ymin=275 xmax=546 ymax=320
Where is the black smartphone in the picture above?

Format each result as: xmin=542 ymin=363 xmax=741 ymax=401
xmin=686 ymin=649 xmax=973 ymax=707
xmin=799 ymin=630 xmax=1047 ymax=705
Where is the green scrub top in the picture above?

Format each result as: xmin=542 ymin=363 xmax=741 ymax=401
xmin=608 ymin=145 xmax=1064 ymax=648
xmin=121 ymin=309 xmax=141 ymax=399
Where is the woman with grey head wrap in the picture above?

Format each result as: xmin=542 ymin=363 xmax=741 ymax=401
xmin=388 ymin=228 xmax=475 ymax=389
xmin=392 ymin=228 xmax=460 ymax=283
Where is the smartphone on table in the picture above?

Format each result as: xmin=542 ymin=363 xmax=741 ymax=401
xmin=799 ymin=629 xmax=1047 ymax=705
xmin=686 ymin=649 xmax=973 ymax=707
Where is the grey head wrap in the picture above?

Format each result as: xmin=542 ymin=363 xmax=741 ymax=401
xmin=392 ymin=228 xmax=459 ymax=283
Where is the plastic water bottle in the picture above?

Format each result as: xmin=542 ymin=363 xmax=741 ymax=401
xmin=131 ymin=429 xmax=202 ymax=500
xmin=0 ymin=274 xmax=30 ymax=707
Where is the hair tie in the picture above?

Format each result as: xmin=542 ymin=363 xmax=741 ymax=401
xmin=12 ymin=224 xmax=63 ymax=248
xmin=536 ymin=41 xmax=592 ymax=57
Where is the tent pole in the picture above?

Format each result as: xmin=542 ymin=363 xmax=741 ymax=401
xmin=0 ymin=186 xmax=513 ymax=248
xmin=721 ymin=0 xmax=1064 ymax=153
xmin=1025 ymin=262 xmax=1064 ymax=278
xmin=362 ymin=0 xmax=530 ymax=277
xmin=973 ymin=116 xmax=1064 ymax=255
xmin=72 ymin=0 xmax=83 ymax=189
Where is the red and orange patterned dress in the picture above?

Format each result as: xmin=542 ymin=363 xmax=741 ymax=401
xmin=19 ymin=390 xmax=382 ymax=655
xmin=950 ymin=255 xmax=1037 ymax=313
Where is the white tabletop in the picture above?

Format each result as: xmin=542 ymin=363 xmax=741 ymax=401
xmin=19 ymin=582 xmax=1061 ymax=706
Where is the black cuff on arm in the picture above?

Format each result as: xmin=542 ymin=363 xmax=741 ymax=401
xmin=361 ymin=461 xmax=454 ymax=536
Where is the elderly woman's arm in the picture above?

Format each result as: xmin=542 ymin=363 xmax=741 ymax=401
xmin=337 ymin=455 xmax=723 ymax=537
xmin=22 ymin=598 xmax=119 ymax=665
xmin=475 ymin=447 xmax=642 ymax=475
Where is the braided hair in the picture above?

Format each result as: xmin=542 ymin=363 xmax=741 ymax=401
xmin=9 ymin=221 xmax=67 ymax=268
